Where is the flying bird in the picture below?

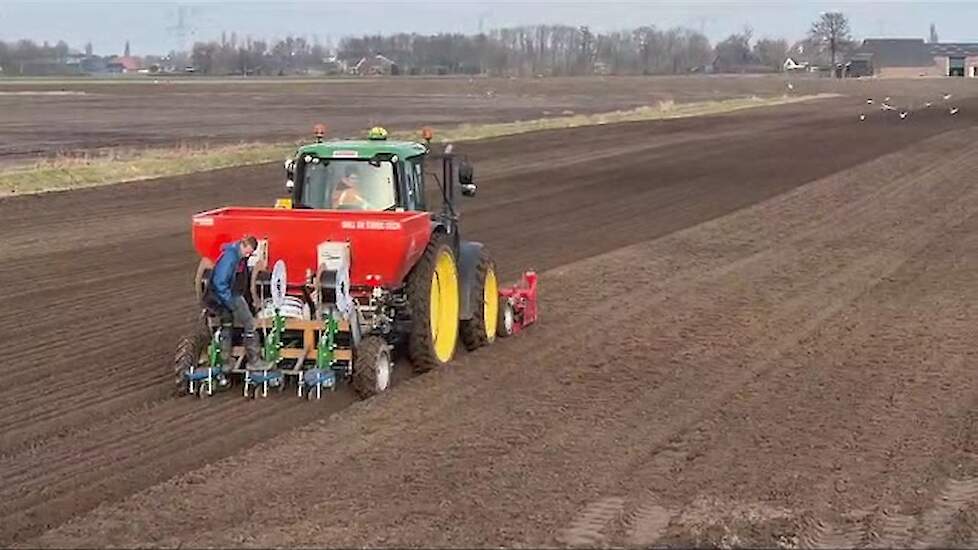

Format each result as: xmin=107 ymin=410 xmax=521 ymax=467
xmin=943 ymin=93 xmax=953 ymax=101
xmin=899 ymin=111 xmax=908 ymax=120
xmin=884 ymin=96 xmax=891 ymax=102
xmin=859 ymin=114 xmax=866 ymax=121
xmin=787 ymin=82 xmax=794 ymax=90
xmin=950 ymin=106 xmax=960 ymax=115
xmin=866 ymin=98 xmax=874 ymax=105
xmin=881 ymin=103 xmax=895 ymax=111
xmin=924 ymin=102 xmax=932 ymax=108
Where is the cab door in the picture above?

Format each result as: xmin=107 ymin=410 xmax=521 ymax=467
xmin=403 ymin=155 xmax=427 ymax=212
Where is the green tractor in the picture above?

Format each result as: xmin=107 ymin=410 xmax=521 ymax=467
xmin=178 ymin=125 xmax=536 ymax=399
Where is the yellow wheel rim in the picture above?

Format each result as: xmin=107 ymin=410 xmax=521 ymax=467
xmin=484 ymin=267 xmax=498 ymax=344
xmin=429 ymin=249 xmax=460 ymax=362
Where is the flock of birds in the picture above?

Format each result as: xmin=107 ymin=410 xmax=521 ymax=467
xmin=785 ymin=81 xmax=961 ymax=122
xmin=858 ymin=92 xmax=960 ymax=122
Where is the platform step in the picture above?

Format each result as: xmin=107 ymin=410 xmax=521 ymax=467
xmin=183 ymin=367 xmax=223 ymax=381
xmin=245 ymin=370 xmax=284 ymax=386
xmin=303 ymin=369 xmax=336 ymax=388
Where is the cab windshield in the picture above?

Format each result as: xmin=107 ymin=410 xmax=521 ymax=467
xmin=299 ymin=159 xmax=397 ymax=211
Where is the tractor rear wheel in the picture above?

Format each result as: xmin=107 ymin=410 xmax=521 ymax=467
xmin=461 ymin=249 xmax=499 ymax=351
xmin=173 ymin=317 xmax=210 ymax=396
xmin=194 ymin=258 xmax=214 ymax=303
xmin=352 ymin=335 xmax=392 ymax=399
xmin=407 ymin=234 xmax=460 ymax=373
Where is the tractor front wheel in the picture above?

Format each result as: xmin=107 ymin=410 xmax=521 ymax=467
xmin=352 ymin=336 xmax=392 ymax=399
xmin=407 ymin=234 xmax=460 ymax=373
xmin=461 ymin=249 xmax=499 ymax=351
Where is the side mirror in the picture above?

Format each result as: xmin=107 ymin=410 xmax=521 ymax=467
xmin=458 ymin=161 xmax=475 ymax=196
xmin=458 ymin=161 xmax=474 ymax=185
xmin=284 ymin=158 xmax=295 ymax=190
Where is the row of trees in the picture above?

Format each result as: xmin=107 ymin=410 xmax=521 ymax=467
xmin=191 ymin=33 xmax=331 ymax=76
xmin=711 ymin=13 xmax=854 ymax=72
xmin=0 ymin=39 xmax=72 ymax=75
xmin=190 ymin=13 xmax=854 ymax=76
xmin=0 ymin=12 xmax=857 ymax=77
xmin=334 ymin=25 xmax=734 ymax=76
xmin=333 ymin=25 xmax=716 ymax=76
xmin=184 ymin=25 xmax=718 ymax=76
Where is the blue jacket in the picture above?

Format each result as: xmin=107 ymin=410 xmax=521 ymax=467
xmin=211 ymin=242 xmax=245 ymax=308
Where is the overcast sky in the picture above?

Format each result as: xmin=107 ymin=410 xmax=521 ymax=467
xmin=1 ymin=1 xmax=976 ymax=56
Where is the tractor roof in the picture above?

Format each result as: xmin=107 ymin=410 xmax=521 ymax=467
xmin=296 ymin=139 xmax=427 ymax=160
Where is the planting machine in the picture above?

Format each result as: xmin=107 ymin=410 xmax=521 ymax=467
xmin=174 ymin=126 xmax=538 ymax=399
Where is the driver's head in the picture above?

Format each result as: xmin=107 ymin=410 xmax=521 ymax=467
xmin=342 ymin=166 xmax=360 ymax=187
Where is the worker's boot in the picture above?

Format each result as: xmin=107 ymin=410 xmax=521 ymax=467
xmin=243 ymin=332 xmax=273 ymax=371
xmin=218 ymin=325 xmax=233 ymax=371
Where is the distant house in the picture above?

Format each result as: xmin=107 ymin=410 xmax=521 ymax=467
xmin=592 ymin=61 xmax=611 ymax=75
xmin=65 ymin=52 xmax=86 ymax=68
xmin=844 ymin=53 xmax=874 ymax=77
xmin=106 ymin=55 xmax=142 ymax=73
xmin=80 ymin=55 xmax=109 ymax=74
xmin=931 ymin=43 xmax=978 ymax=77
xmin=353 ymin=54 xmax=398 ymax=76
xmin=849 ymin=39 xmax=939 ymax=77
xmin=843 ymin=38 xmax=978 ymax=78
xmin=321 ymin=56 xmax=348 ymax=75
xmin=783 ymin=57 xmax=811 ymax=72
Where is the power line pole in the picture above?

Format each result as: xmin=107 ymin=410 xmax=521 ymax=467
xmin=168 ymin=4 xmax=198 ymax=52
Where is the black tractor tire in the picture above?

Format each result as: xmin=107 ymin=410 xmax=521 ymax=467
xmin=173 ymin=317 xmax=210 ymax=396
xmin=351 ymin=335 xmax=392 ymax=399
xmin=194 ymin=258 xmax=214 ymax=303
xmin=406 ymin=233 xmax=459 ymax=373
xmin=461 ymin=249 xmax=498 ymax=351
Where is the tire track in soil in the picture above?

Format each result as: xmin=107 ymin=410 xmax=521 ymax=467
xmin=624 ymin=498 xmax=676 ymax=547
xmin=910 ymin=478 xmax=978 ymax=548
xmin=803 ymin=478 xmax=978 ymax=549
xmin=556 ymin=497 xmax=626 ymax=547
xmin=868 ymin=511 xmax=917 ymax=549
xmin=799 ymin=514 xmax=868 ymax=549
xmin=2 ymin=101 xmax=972 ymax=544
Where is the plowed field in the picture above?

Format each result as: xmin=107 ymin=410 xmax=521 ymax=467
xmin=4 ymin=95 xmax=978 ymax=547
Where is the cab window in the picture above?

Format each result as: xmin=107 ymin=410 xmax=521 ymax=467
xmin=404 ymin=156 xmax=426 ymax=211
xmin=299 ymin=159 xmax=396 ymax=211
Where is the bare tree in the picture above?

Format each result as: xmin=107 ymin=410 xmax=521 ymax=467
xmin=809 ymin=12 xmax=851 ymax=74
xmin=714 ymin=29 xmax=755 ymax=72
xmin=0 ymin=25 xmax=724 ymax=77
xmin=753 ymin=38 xmax=788 ymax=71
xmin=191 ymin=42 xmax=217 ymax=74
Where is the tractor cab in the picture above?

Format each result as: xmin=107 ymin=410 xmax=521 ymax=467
xmin=282 ymin=126 xmax=476 ymax=219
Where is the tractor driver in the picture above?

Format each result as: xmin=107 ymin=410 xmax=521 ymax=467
xmin=204 ymin=235 xmax=269 ymax=373
xmin=332 ymin=165 xmax=369 ymax=209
